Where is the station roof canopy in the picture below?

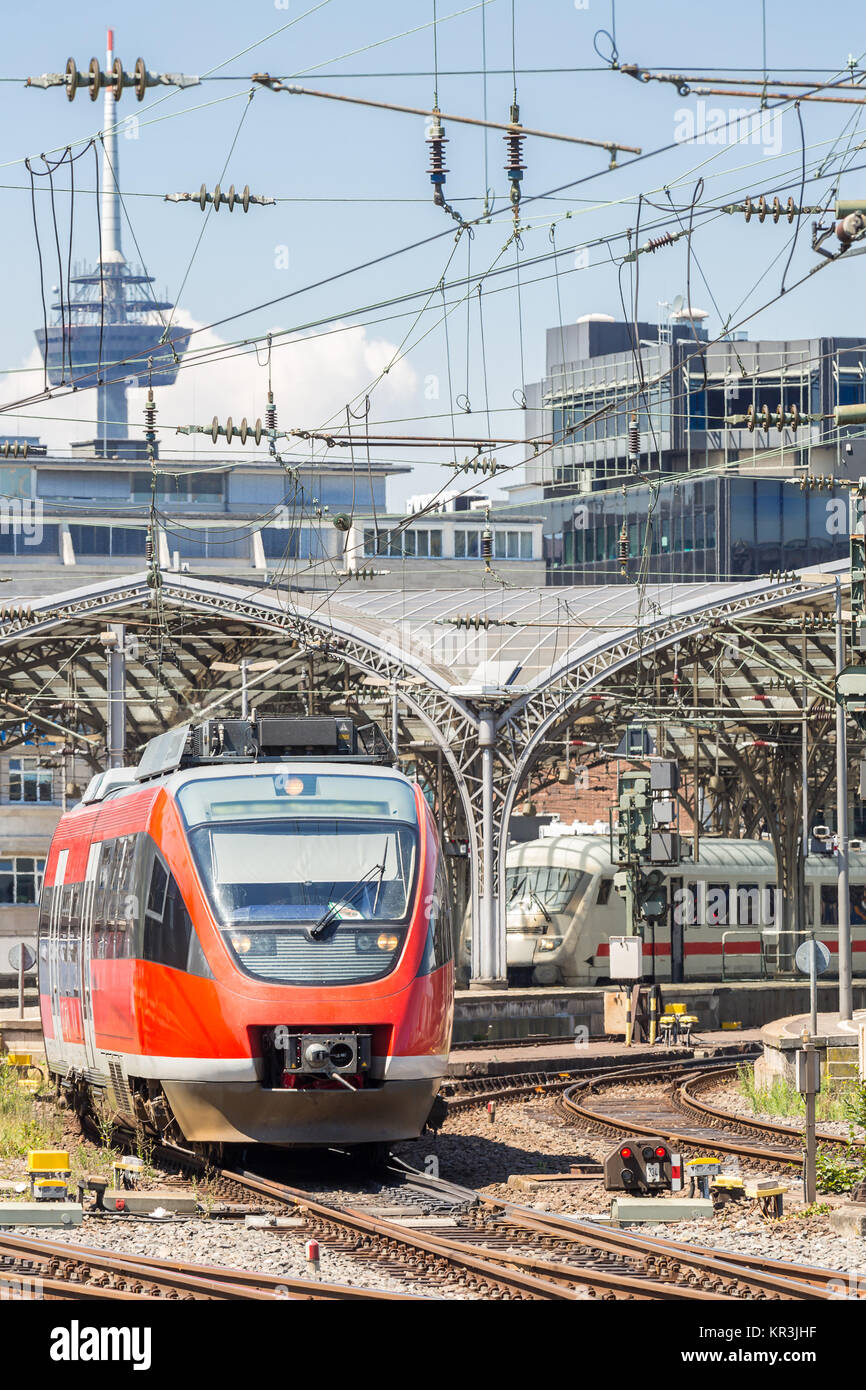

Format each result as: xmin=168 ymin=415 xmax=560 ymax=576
xmin=0 ymin=560 xmax=848 ymax=758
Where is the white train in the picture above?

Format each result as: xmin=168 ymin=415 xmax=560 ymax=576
xmin=460 ymin=834 xmax=866 ymax=986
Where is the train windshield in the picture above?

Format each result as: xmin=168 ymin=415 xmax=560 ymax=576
xmin=505 ymin=865 xmax=588 ymax=915
xmin=177 ymin=773 xmax=418 ymax=985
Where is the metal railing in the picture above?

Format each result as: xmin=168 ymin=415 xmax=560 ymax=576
xmin=720 ymin=927 xmax=813 ymax=979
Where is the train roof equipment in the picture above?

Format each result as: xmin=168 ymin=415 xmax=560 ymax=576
xmin=135 ymin=716 xmax=397 ymax=782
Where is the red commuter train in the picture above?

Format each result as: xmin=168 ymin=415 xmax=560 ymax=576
xmin=38 ymin=716 xmax=454 ymax=1154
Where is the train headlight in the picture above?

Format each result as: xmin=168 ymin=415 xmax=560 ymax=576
xmin=230 ymin=933 xmax=252 ymax=955
xmin=356 ymin=933 xmax=375 ymax=953
xmin=536 ymin=936 xmax=563 ymax=953
xmin=377 ymin=932 xmax=399 ymax=951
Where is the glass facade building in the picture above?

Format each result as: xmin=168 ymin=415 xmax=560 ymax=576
xmin=544 ymin=474 xmax=849 ymax=583
xmin=517 ymin=316 xmax=865 ymax=584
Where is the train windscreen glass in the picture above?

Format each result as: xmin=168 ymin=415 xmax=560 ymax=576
xmin=177 ymin=774 xmax=419 ymax=984
xmin=505 ymin=866 xmax=587 ymax=915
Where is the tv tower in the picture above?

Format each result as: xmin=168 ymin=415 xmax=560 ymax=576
xmin=34 ymin=29 xmax=191 ymax=458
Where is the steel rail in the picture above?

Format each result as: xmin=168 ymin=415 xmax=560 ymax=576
xmin=0 ymin=1230 xmax=410 ymax=1301
xmin=677 ymin=1067 xmax=865 ymax=1154
xmin=561 ymin=1071 xmax=806 ymax=1167
xmin=387 ymin=1160 xmax=844 ymax=1300
xmin=71 ymin=1051 xmax=841 ymax=1302
xmin=224 ymin=1159 xmax=842 ymax=1299
xmin=217 ymin=1164 xmax=666 ymax=1300
xmin=443 ymin=1049 xmax=761 ymax=1112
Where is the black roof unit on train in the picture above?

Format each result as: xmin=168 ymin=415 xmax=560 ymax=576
xmin=136 ymin=716 xmax=396 ymax=780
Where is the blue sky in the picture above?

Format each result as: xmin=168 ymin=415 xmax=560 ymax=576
xmin=1 ymin=1 xmax=865 ymax=504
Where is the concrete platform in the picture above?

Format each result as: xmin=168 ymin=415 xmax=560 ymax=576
xmin=454 ymin=980 xmax=866 ymax=1042
xmin=757 ymin=1009 xmax=866 ymax=1086
xmin=0 ymin=1012 xmax=44 ymax=1057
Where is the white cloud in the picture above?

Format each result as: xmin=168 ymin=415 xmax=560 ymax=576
xmin=0 ymin=315 xmax=420 ymax=466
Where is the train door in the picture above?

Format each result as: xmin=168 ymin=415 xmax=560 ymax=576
xmin=79 ymin=841 xmax=101 ymax=1072
xmin=46 ymin=848 xmax=68 ymax=1042
xmin=728 ymin=879 xmax=768 ymax=977
xmin=669 ymin=875 xmax=684 ymax=982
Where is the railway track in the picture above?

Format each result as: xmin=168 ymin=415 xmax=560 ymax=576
xmin=93 ymin=1130 xmax=844 ymax=1301
xmin=450 ymin=1033 xmax=599 ymax=1051
xmin=45 ymin=1051 xmax=860 ymax=1302
xmin=558 ymin=1062 xmax=865 ymax=1170
xmin=442 ymin=1048 xmax=760 ymax=1112
xmin=0 ymin=1230 xmax=412 ymax=1301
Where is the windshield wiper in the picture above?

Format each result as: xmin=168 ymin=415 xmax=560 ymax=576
xmin=307 ymin=863 xmax=386 ymax=940
xmin=528 ymin=886 xmax=553 ymax=923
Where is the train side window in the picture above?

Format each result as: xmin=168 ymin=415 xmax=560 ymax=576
xmin=706 ymin=884 xmax=729 ymax=927
xmin=119 ymin=835 xmax=140 ymax=956
xmin=93 ymin=839 xmax=116 ymax=945
xmin=143 ymin=851 xmax=192 ymax=972
xmin=418 ymin=860 xmax=454 ymax=977
xmin=597 ymin=878 xmax=613 ymax=906
xmin=70 ymin=881 xmax=82 ymax=934
xmin=734 ymin=883 xmax=761 ymax=926
xmin=104 ymin=837 xmax=125 ymax=956
xmin=60 ymin=884 xmax=80 ymax=997
xmin=147 ymin=857 xmax=168 ymax=919
xmin=37 ymin=883 xmax=52 ymax=986
xmin=674 ymin=883 xmax=698 ymax=926
xmin=851 ymin=885 xmax=866 ymax=924
xmin=821 ymin=885 xmax=866 ymax=925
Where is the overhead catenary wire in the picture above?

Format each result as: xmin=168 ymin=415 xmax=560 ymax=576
xmin=249 ymin=76 xmax=642 ymax=161
xmin=6 ymin=16 xmax=866 ymax=603
xmin=8 ymin=115 xmax=839 ymax=422
xmin=3 ymin=86 xmax=822 ymax=417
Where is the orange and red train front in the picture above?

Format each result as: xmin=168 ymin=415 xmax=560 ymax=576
xmin=41 ymin=763 xmax=454 ymax=1146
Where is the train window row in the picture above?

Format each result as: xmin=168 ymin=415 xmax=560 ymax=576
xmin=589 ymin=876 xmax=866 ymax=927
xmin=38 ymin=832 xmax=196 ymax=974
xmin=820 ymin=884 xmax=866 ymax=925
xmin=418 ymin=860 xmax=454 ymax=976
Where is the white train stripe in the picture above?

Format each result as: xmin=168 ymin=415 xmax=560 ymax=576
xmin=381 ymin=1053 xmax=449 ymax=1080
xmin=47 ymin=1048 xmax=448 ymax=1084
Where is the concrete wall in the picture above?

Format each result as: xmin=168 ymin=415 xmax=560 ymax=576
xmin=453 ymin=980 xmax=866 ymax=1042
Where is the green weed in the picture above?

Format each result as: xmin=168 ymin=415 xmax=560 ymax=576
xmin=815 ymin=1144 xmax=866 ymax=1194
xmin=737 ymin=1063 xmax=864 ymax=1124
xmin=0 ymin=1066 xmax=62 ymax=1160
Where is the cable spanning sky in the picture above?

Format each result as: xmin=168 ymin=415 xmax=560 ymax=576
xmin=1 ymin=0 xmax=865 ymax=508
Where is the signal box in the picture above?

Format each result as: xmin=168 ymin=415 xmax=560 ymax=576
xmin=603 ymin=1137 xmax=673 ymax=1194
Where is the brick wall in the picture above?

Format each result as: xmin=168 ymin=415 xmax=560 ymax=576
xmin=525 ymin=761 xmax=695 ymax=833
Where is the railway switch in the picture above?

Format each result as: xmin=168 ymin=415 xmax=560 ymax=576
xmin=603 ymin=1137 xmax=672 ymax=1194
